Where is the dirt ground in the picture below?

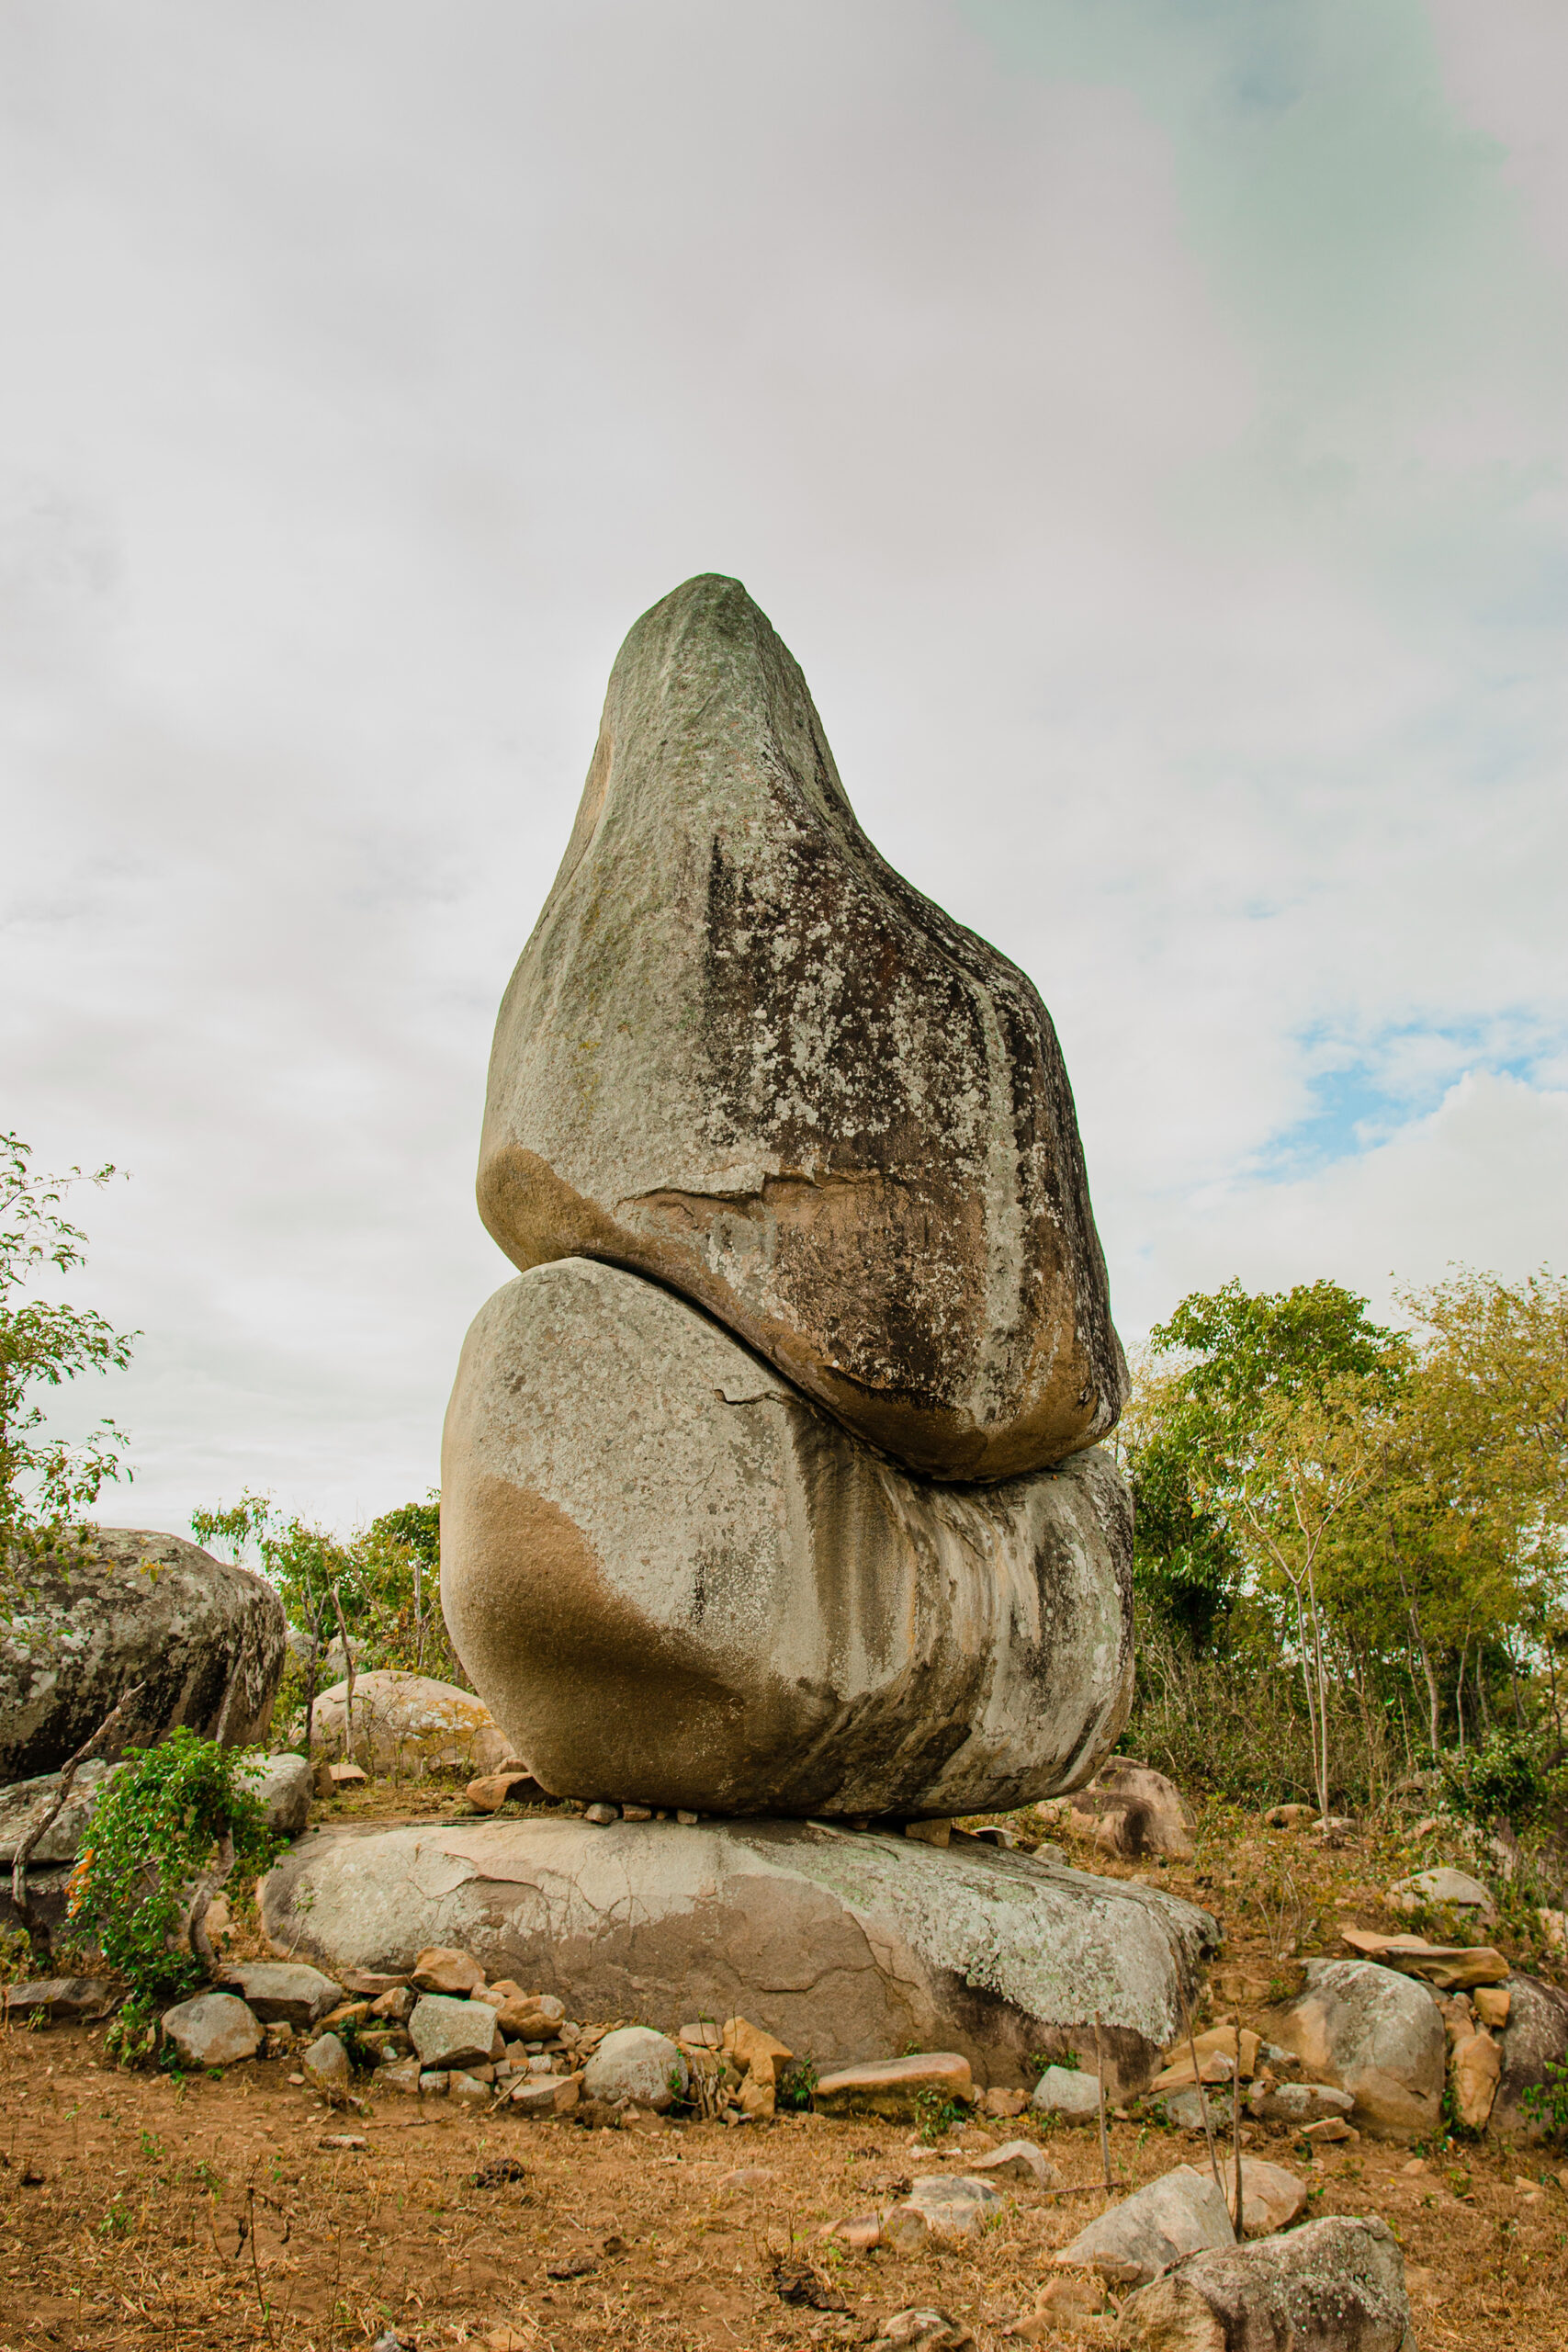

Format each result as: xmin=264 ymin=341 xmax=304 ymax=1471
xmin=3 ymin=1798 xmax=1566 ymax=2352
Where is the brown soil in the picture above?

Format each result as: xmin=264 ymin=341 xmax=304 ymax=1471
xmin=3 ymin=1802 xmax=1565 ymax=2350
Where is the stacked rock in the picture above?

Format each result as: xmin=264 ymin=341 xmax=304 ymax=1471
xmin=441 ymin=574 xmax=1134 ymax=1821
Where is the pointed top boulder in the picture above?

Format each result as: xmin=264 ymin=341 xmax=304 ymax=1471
xmin=477 ymin=573 xmax=1124 ymax=1479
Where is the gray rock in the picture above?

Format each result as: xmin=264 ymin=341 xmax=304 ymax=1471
xmin=815 ymin=2052 xmax=973 ymax=2120
xmin=218 ymin=1962 xmax=344 ymax=2027
xmin=868 ymin=2316 xmax=970 ymax=2352
xmin=901 ymin=2173 xmax=1003 ymax=2241
xmin=1032 ymin=2064 xmax=1103 ymax=2119
xmin=161 ymin=1992 xmax=263 ymax=2069
xmin=302 ymin=2032 xmax=351 ymax=2094
xmin=449 ymin=2071 xmax=491 ymax=2108
xmin=1235 ymin=2157 xmax=1308 ymax=2237
xmin=240 ymin=1752 xmax=312 ymax=1838
xmin=967 ymin=2139 xmax=1055 ymax=2186
xmin=1246 ymin=2080 xmax=1354 ymax=2126
xmin=303 ymin=1672 xmax=512 ymax=1777
xmin=409 ymin=1994 xmax=503 ymax=2072
xmin=0 ymin=1528 xmax=287 ymax=1781
xmin=1160 ymin=2086 xmax=1235 ymax=2133
xmin=1066 ymin=1758 xmax=1194 ymax=1861
xmin=475 ymin=572 xmax=1125 ymax=1484
xmin=261 ymin=1815 xmax=1218 ymax=2094
xmin=1490 ymin=1972 xmax=1568 ymax=2139
xmin=1054 ymin=2165 xmax=1235 ymax=2288
xmin=1120 ymin=2213 xmax=1413 ymax=2350
xmin=1388 ymin=1865 xmax=1494 ymax=1915
xmin=441 ymin=1258 xmax=1133 ymax=1820
xmin=581 ymin=2026 xmax=687 ymax=2111
xmin=1274 ymin=1959 xmax=1444 ymax=2141
xmin=0 ymin=1976 xmax=116 ymax=2020
xmin=0 ymin=1759 xmax=125 ymax=1864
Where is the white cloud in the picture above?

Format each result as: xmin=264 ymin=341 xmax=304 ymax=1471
xmin=0 ymin=1 xmax=1562 ymax=1536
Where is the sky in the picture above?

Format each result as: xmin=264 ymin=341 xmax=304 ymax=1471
xmin=3 ymin=0 xmax=1564 ymax=1542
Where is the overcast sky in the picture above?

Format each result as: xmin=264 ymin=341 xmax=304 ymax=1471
xmin=4 ymin=0 xmax=1564 ymax=1543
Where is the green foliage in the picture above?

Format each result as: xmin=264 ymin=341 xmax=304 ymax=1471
xmin=913 ymin=2085 xmax=970 ymax=2142
xmin=66 ymin=1728 xmax=278 ymax=2051
xmin=1 ymin=1133 xmax=137 ymax=1592
xmin=775 ymin=2058 xmax=818 ymax=2112
xmin=1440 ymin=1731 xmax=1549 ymax=1830
xmin=1521 ymin=2057 xmax=1568 ymax=2145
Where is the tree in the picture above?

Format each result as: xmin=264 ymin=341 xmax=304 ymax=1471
xmin=1 ymin=1133 xmax=136 ymax=1595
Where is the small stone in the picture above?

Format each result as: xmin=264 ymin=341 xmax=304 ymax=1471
xmin=0 ymin=1977 xmax=115 ymax=2021
xmin=1264 ymin=1804 xmax=1316 ymax=1829
xmin=412 ymin=1946 xmax=486 ymax=1995
xmin=621 ymin=1804 xmax=653 ymax=1821
xmin=1472 ymin=1984 xmax=1511 ymax=2030
xmin=410 ymin=1994 xmax=504 ymax=2071
xmin=302 ymin=2032 xmax=352 ymax=2097
xmin=1247 ymin=2081 xmax=1354 ymax=2125
xmin=1302 ymin=2117 xmax=1355 ymax=2143
xmin=1054 ymin=2165 xmax=1235 ymax=2288
xmin=828 ymin=2211 xmax=883 ymax=2250
xmin=966 ymin=2139 xmax=1055 ymax=2187
xmin=675 ymin=1809 xmax=699 ymax=1825
xmin=371 ymin=1985 xmax=417 ymax=2023
xmin=901 ymin=2174 xmax=1003 ymax=2242
xmin=871 ymin=2310 xmax=972 ymax=2349
xmin=1451 ymin=2026 xmax=1502 ymax=2131
xmin=583 ymin=1803 xmax=618 ymax=1825
xmin=466 ymin=1769 xmax=547 ymax=1813
xmin=1237 ymin=2156 xmax=1308 ymax=2236
xmin=161 ymin=1993 xmax=264 ymax=2069
xmin=318 ymin=2132 xmax=367 ymax=2151
xmin=680 ymin=2020 xmax=722 ymax=2048
xmin=320 ymin=2000 xmax=371 ymax=2029
xmin=419 ymin=2071 xmax=450 ymax=2098
xmin=581 ymin=2026 xmax=687 ymax=2110
xmin=980 ymin=2086 xmax=1029 ymax=2119
xmin=380 ymin=2058 xmax=422 ymax=2095
xmin=1024 ymin=2278 xmax=1101 ymax=2332
xmin=509 ymin=2074 xmax=581 ymax=2117
xmin=814 ymin=2052 xmax=972 ymax=2121
xmin=217 ymin=1962 xmax=344 ymax=2028
xmin=449 ymin=2071 xmax=491 ymax=2108
xmin=719 ymin=2165 xmax=776 ymax=2189
xmin=1030 ymin=2064 xmax=1101 ymax=2120
xmin=327 ymin=1760 xmax=368 ymax=1786
xmin=904 ymin=1819 xmax=953 ymax=1848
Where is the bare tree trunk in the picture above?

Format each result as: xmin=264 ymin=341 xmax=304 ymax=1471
xmin=332 ymin=1582 xmax=355 ymax=1766
xmin=1455 ymin=1641 xmax=1467 ymax=1755
xmin=302 ymin=1596 xmax=325 ymax=1763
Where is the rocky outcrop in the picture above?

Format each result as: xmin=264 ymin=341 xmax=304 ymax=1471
xmin=305 ymin=1672 xmax=513 ymax=1778
xmin=1119 ymin=2214 xmax=1415 ymax=2351
xmin=1273 ymin=1959 xmax=1444 ymax=2141
xmin=0 ymin=1759 xmax=123 ymax=1864
xmin=0 ymin=1529 xmax=287 ymax=1781
xmin=441 ymin=1258 xmax=1132 ymax=1820
xmin=475 ymin=573 xmax=1124 ymax=1484
xmin=260 ymin=1815 xmax=1218 ymax=2095
xmin=1491 ymin=1973 xmax=1568 ymax=2139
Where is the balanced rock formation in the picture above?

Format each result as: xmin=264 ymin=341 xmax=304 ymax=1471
xmin=0 ymin=1528 xmax=287 ymax=1782
xmin=476 ymin=573 xmax=1124 ymax=1484
xmin=441 ymin=1257 xmax=1132 ymax=1819
xmin=259 ymin=1814 xmax=1219 ymax=2092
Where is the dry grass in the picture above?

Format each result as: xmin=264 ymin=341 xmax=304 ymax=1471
xmin=4 ymin=1800 xmax=1566 ymax=2351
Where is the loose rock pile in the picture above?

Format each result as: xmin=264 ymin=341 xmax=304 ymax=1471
xmin=441 ymin=572 xmax=1135 ymax=1823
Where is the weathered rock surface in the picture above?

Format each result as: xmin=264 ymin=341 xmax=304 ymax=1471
xmin=412 ymin=1946 xmax=486 ymax=1995
xmin=161 ymin=1992 xmax=263 ymax=2069
xmin=1065 ymin=1758 xmax=1194 ymax=1861
xmin=1119 ymin=2213 xmax=1414 ymax=2351
xmin=1388 ymin=1865 xmax=1494 ymax=1916
xmin=968 ymin=2140 xmax=1055 ymax=2186
xmin=898 ymin=2174 xmax=1003 ymax=2243
xmin=1235 ymin=2157 xmax=1308 ymax=2237
xmin=1031 ymin=2064 xmax=1102 ymax=2119
xmin=305 ymin=1672 xmax=511 ymax=1778
xmin=1491 ymin=1973 xmax=1568 ymax=2138
xmin=0 ymin=1529 xmax=287 ymax=1781
xmin=814 ymin=2052 xmax=973 ymax=2120
xmin=409 ymin=1995 xmax=503 ymax=2072
xmin=1246 ymin=2080 xmax=1354 ymax=2126
xmin=302 ymin=2032 xmax=351 ymax=2096
xmin=1054 ymin=2165 xmax=1235 ymax=2287
xmin=260 ymin=1815 xmax=1218 ymax=2093
xmin=1450 ymin=2024 xmax=1501 ymax=2130
xmin=1273 ymin=1959 xmax=1444 ymax=2141
xmin=441 ymin=1259 xmax=1132 ymax=1820
xmin=581 ymin=2026 xmax=687 ymax=2110
xmin=475 ymin=573 xmax=1125 ymax=1485
xmin=240 ymin=1752 xmax=312 ymax=1838
xmin=0 ymin=1759 xmax=123 ymax=1863
xmin=218 ymin=1962 xmax=343 ymax=2027
xmin=0 ymin=1976 xmax=116 ymax=2021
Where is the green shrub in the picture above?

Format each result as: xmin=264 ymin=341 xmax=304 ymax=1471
xmin=1439 ymin=1733 xmax=1549 ymax=1831
xmin=1522 ymin=2058 xmax=1568 ymax=2145
xmin=66 ymin=1727 xmax=279 ymax=2058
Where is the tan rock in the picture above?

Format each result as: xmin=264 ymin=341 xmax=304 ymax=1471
xmin=308 ymin=1671 xmax=513 ymax=1778
xmin=1276 ymin=1960 xmax=1444 ymax=2141
xmin=967 ymin=2139 xmax=1056 ymax=2187
xmin=1451 ymin=2026 xmax=1501 ymax=2131
xmin=412 ymin=1947 xmax=486 ymax=1996
xmin=443 ymin=1257 xmax=1132 ymax=1819
xmin=1120 ymin=2214 xmax=1414 ymax=2351
xmin=1472 ymin=1984 xmax=1510 ymax=2030
xmin=815 ymin=2052 xmax=974 ymax=2121
xmin=466 ymin=1770 xmax=547 ymax=1813
xmin=1264 ymin=1804 xmax=1316 ymax=1829
xmin=904 ymin=1820 xmax=953 ymax=1849
xmin=475 ymin=573 xmax=1125 ymax=1485
xmin=981 ymin=2086 xmax=1029 ymax=2119
xmin=1236 ymin=2157 xmax=1308 ymax=2237
xmin=1066 ymin=1759 xmax=1193 ymax=1860
xmin=1338 ymin=1928 xmax=1509 ymax=1989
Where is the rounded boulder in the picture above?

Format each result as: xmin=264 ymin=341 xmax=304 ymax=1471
xmin=581 ymin=2026 xmax=687 ymax=2112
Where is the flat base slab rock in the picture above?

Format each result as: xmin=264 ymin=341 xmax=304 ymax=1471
xmin=441 ymin=1257 xmax=1133 ymax=1819
xmin=261 ymin=1815 xmax=1216 ymax=2093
